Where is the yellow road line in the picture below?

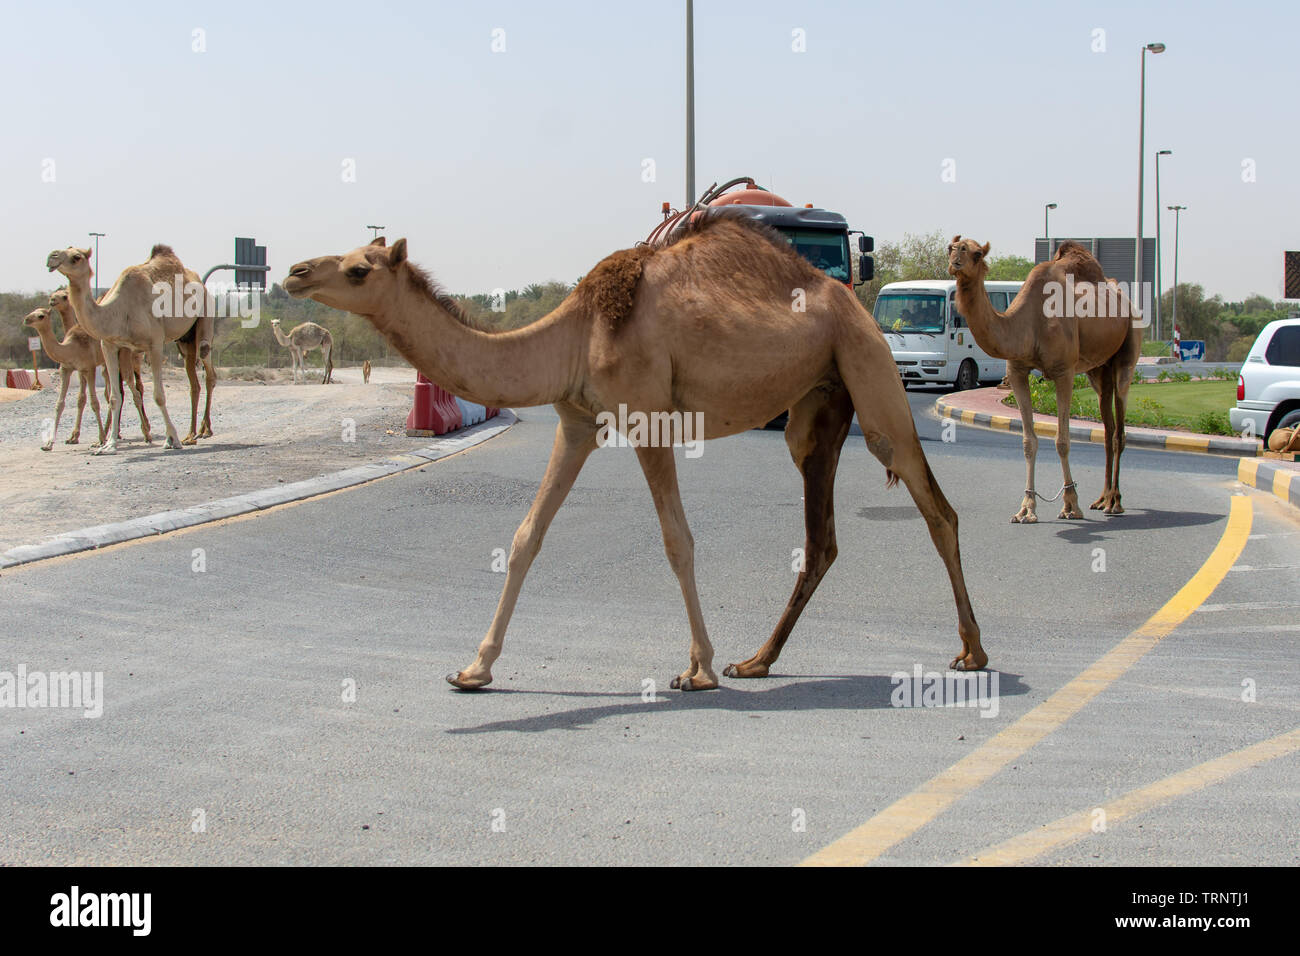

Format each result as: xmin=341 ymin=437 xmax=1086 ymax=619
xmin=800 ymin=495 xmax=1253 ymax=867
xmin=957 ymin=726 xmax=1300 ymax=866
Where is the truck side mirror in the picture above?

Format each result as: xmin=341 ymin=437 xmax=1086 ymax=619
xmin=858 ymin=255 xmax=874 ymax=284
xmin=858 ymin=235 xmax=874 ymax=254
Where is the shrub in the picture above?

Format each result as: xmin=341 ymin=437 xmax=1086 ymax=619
xmin=1193 ymin=410 xmax=1234 ymax=436
xmin=1173 ymin=371 xmax=1192 ymax=383
xmin=1227 ymin=337 xmax=1255 ymax=363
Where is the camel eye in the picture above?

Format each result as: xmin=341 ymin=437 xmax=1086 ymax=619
xmin=973 ymin=251 xmax=982 ymax=260
xmin=346 ymin=265 xmax=371 ymax=282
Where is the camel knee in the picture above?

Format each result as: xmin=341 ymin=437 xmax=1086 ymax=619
xmin=1022 ymin=435 xmax=1037 ymax=458
xmin=662 ymin=527 xmax=695 ymax=575
xmin=1055 ymin=438 xmax=1070 ymax=458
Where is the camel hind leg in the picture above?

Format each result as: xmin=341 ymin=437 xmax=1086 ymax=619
xmin=836 ymin=332 xmax=986 ymax=670
xmin=67 ymin=374 xmax=87 ymax=444
xmin=726 ymin=383 xmax=854 ymax=678
xmin=180 ymin=341 xmax=200 ymax=445
xmin=322 ymin=340 xmax=334 ymax=384
xmin=199 ymin=351 xmax=215 ymax=438
xmin=42 ymin=368 xmax=73 ymax=451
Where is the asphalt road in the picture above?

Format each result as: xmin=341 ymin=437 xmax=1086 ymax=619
xmin=1 ymin=387 xmax=1296 ymax=865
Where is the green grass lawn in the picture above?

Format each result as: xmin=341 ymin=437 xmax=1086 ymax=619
xmin=1003 ymin=379 xmax=1238 ymax=435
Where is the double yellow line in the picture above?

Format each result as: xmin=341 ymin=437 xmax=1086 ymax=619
xmin=802 ymin=496 xmax=1255 ymax=867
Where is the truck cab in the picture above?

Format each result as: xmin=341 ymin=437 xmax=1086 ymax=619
xmin=874 ymin=280 xmax=1021 ymax=389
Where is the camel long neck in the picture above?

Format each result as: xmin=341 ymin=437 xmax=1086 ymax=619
xmin=31 ymin=323 xmax=78 ymax=366
xmin=55 ymin=305 xmax=80 ymax=333
xmin=65 ymin=271 xmax=110 ymax=342
xmin=954 ymin=274 xmax=1019 ymax=361
xmin=272 ymin=325 xmax=292 ymax=347
xmin=369 ymin=289 xmax=584 ymax=408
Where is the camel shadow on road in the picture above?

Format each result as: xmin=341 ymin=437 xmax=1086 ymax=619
xmin=1050 ymin=507 xmax=1223 ymax=545
xmin=445 ymin=670 xmax=1028 ymax=735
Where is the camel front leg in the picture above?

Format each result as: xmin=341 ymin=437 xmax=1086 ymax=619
xmin=634 ymin=444 xmax=718 ymax=692
xmin=42 ymin=369 xmax=73 ymax=451
xmin=1007 ymin=364 xmax=1039 ymax=523
xmin=1052 ymin=375 xmax=1083 ymax=519
xmin=447 ymin=410 xmax=599 ymax=690
xmin=86 ymin=369 xmax=106 ymax=446
xmin=66 ymin=374 xmax=88 ymax=444
xmin=145 ymin=345 xmax=184 ymax=450
xmin=1107 ymin=374 xmax=1130 ymax=515
xmin=726 ymin=385 xmax=854 ymax=678
xmin=95 ymin=347 xmax=123 ymax=455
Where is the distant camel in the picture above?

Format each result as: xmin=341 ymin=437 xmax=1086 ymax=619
xmin=271 ymin=319 xmax=333 ymax=384
xmin=362 ymin=359 xmax=371 ymax=384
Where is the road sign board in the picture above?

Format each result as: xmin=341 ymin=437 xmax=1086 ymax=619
xmin=28 ymin=337 xmax=40 ymax=353
xmin=1178 ymin=340 xmax=1205 ymax=361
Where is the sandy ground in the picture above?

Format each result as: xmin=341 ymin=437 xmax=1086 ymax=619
xmin=0 ymin=365 xmax=430 ymax=554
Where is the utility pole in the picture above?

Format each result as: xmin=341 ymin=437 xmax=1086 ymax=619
xmin=88 ymin=232 xmax=105 ymax=298
xmin=685 ymin=0 xmax=695 ymax=209
xmin=1135 ymin=42 xmax=1165 ymax=314
xmin=1168 ymin=204 xmax=1186 ymax=343
xmin=366 ymin=225 xmax=385 ymax=241
xmin=1154 ymin=149 xmax=1172 ymax=340
xmin=1044 ymin=203 xmax=1057 ymax=256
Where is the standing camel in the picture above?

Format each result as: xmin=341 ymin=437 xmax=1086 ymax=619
xmin=947 ymin=237 xmax=1143 ymax=521
xmin=284 ymin=217 xmax=986 ymax=691
xmin=50 ymin=287 xmax=153 ymax=444
xmin=21 ymin=308 xmax=107 ymax=449
xmin=270 ymin=319 xmax=334 ymax=384
xmin=46 ymin=244 xmax=214 ymax=453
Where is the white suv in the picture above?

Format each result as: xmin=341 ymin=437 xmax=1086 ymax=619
xmin=1230 ymin=318 xmax=1300 ymax=439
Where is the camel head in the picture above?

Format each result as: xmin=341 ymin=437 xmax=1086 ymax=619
xmin=46 ymin=246 xmax=93 ymax=282
xmin=21 ymin=308 xmax=51 ymax=332
xmin=283 ymin=237 xmax=406 ymax=314
xmin=49 ymin=287 xmax=71 ymax=313
xmin=946 ymin=236 xmax=990 ymax=279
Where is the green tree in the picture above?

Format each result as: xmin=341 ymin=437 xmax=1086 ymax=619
xmin=986 ymin=255 xmax=1034 ymax=280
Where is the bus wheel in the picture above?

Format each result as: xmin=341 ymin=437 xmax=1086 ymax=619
xmin=956 ymin=360 xmax=978 ymax=391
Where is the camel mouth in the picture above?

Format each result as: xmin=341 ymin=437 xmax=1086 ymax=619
xmin=282 ymin=274 xmax=313 ymax=297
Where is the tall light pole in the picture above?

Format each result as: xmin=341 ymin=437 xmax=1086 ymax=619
xmin=685 ymin=0 xmax=695 ymax=208
xmin=1136 ymin=41 xmax=1166 ymax=322
xmin=88 ymin=231 xmax=105 ymax=298
xmin=1044 ymin=203 xmax=1057 ymax=257
xmin=366 ymin=225 xmax=385 ymax=241
xmin=1154 ymin=149 xmax=1172 ymax=341
xmin=1168 ymin=205 xmax=1186 ymax=342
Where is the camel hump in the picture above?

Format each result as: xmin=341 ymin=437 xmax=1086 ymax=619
xmin=150 ymin=243 xmax=176 ymax=259
xmin=580 ymin=246 xmax=655 ymax=329
xmin=1051 ymin=240 xmax=1106 ymax=282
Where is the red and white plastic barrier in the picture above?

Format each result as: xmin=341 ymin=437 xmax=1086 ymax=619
xmin=405 ymin=372 xmax=501 ymax=437
xmin=5 ymin=369 xmax=52 ymax=389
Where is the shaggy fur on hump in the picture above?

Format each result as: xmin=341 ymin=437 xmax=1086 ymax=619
xmin=149 ymin=243 xmax=176 ymax=259
xmin=1051 ymin=239 xmax=1107 ymax=283
xmin=579 ymin=207 xmax=823 ymax=330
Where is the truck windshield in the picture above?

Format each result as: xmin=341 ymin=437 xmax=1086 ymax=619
xmin=779 ymin=229 xmax=850 ymax=282
xmin=874 ymin=293 xmax=946 ymax=334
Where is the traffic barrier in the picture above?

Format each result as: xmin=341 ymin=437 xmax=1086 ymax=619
xmin=5 ymin=369 xmax=49 ymax=389
xmin=405 ymin=372 xmax=463 ymax=436
xmin=455 ymin=396 xmax=487 ymax=427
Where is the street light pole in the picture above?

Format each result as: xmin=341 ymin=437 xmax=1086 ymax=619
xmin=1136 ymin=42 xmax=1166 ymax=320
xmin=1154 ymin=150 xmax=1171 ymax=341
xmin=1044 ymin=203 xmax=1057 ymax=256
xmin=366 ymin=225 xmax=385 ymax=241
xmin=685 ymin=0 xmax=695 ymax=208
xmin=88 ymin=231 xmax=105 ymax=299
xmin=1168 ymin=204 xmax=1186 ymax=343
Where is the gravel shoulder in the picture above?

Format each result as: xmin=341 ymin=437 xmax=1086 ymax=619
xmin=0 ymin=365 xmax=426 ymax=554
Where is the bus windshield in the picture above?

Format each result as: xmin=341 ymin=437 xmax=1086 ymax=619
xmin=779 ymin=229 xmax=850 ymax=282
xmin=874 ymin=293 xmax=946 ymax=334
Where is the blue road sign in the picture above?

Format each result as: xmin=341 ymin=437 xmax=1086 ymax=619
xmin=1178 ymin=340 xmax=1205 ymax=362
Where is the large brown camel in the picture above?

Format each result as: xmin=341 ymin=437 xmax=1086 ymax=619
xmin=270 ymin=319 xmax=334 ymax=384
xmin=21 ymin=308 xmax=107 ymax=449
xmin=46 ymin=244 xmax=215 ymax=453
xmin=947 ymin=237 xmax=1143 ymax=522
xmin=49 ymin=287 xmax=153 ymax=444
xmin=283 ymin=216 xmax=986 ymax=691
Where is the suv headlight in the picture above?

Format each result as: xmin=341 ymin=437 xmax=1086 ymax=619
xmin=921 ymin=360 xmax=946 ymax=368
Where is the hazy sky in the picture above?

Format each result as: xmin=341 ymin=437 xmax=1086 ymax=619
xmin=3 ymin=0 xmax=1296 ymax=302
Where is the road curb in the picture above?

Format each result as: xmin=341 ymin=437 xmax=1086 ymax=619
xmin=1237 ymin=458 xmax=1299 ymax=511
xmin=0 ymin=410 xmax=517 ymax=570
xmin=934 ymin=397 xmax=1259 ymax=458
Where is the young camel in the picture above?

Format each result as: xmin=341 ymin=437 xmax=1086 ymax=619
xmin=49 ymin=287 xmax=153 ymax=443
xmin=21 ymin=308 xmax=106 ymax=449
xmin=270 ymin=319 xmax=334 ymax=384
xmin=947 ymin=237 xmax=1143 ymax=522
xmin=284 ymin=216 xmax=986 ymax=691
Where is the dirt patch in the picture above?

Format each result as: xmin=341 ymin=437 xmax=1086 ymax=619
xmin=0 ymin=365 xmax=431 ymax=554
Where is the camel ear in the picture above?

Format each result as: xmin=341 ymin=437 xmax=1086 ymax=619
xmin=82 ymin=247 xmax=93 ymax=259
xmin=980 ymin=242 xmax=990 ymax=256
xmin=370 ymin=236 xmax=386 ymax=247
xmin=951 ymin=235 xmax=961 ymax=244
xmin=390 ymin=238 xmax=408 ymax=269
